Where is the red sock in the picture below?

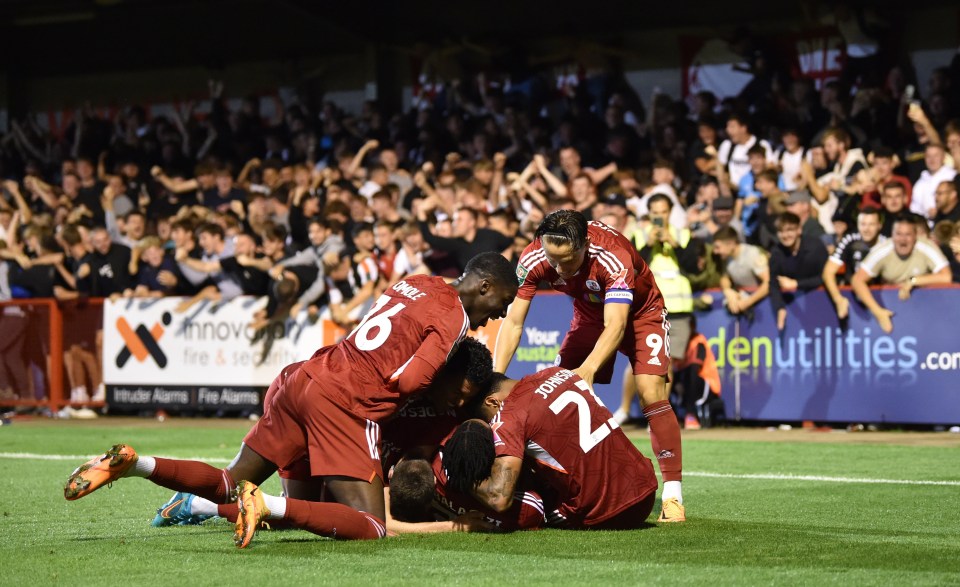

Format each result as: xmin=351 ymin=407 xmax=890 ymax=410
xmin=643 ymin=400 xmax=683 ymax=482
xmin=284 ymin=499 xmax=386 ymax=540
xmin=216 ymin=503 xmax=294 ymax=529
xmin=217 ymin=503 xmax=239 ymax=522
xmin=149 ymin=459 xmax=236 ymax=504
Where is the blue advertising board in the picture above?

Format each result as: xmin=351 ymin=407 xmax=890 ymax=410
xmin=506 ymin=287 xmax=960 ymax=425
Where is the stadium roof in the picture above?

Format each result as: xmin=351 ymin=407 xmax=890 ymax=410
xmin=1 ymin=0 xmax=956 ymax=76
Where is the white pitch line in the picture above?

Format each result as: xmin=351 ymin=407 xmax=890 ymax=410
xmin=4 ymin=452 xmax=959 ymax=486
xmin=684 ymin=471 xmax=960 ymax=486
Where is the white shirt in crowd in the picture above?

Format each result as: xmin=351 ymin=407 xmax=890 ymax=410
xmin=718 ymin=135 xmax=775 ymax=188
xmin=911 ymin=165 xmax=957 ymax=219
xmin=777 ymin=147 xmax=813 ymax=191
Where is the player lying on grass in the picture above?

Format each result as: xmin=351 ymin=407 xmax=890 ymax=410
xmin=152 ymin=374 xmax=544 ymax=534
xmin=65 ymin=253 xmax=518 ymax=547
xmin=444 ymin=368 xmax=660 ymax=529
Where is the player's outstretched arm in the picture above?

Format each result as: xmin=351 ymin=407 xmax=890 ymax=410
xmin=473 ymin=456 xmax=522 ymax=513
xmin=493 ymin=298 xmax=531 ymax=373
xmin=573 ymin=302 xmax=628 ymax=388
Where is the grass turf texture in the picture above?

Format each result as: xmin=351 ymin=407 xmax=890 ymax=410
xmin=4 ymin=419 xmax=960 ymax=586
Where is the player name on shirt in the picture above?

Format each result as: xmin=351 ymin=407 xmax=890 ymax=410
xmin=391 ymin=280 xmax=428 ymax=300
xmin=533 ymin=369 xmax=577 ymax=400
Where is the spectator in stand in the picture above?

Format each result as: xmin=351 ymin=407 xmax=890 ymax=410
xmin=944 ymin=223 xmax=960 ymax=283
xmin=203 ymin=167 xmax=247 ymax=214
xmin=78 ymin=227 xmax=133 ymax=297
xmin=390 ymin=222 xmax=429 ymax=285
xmin=852 ymin=217 xmax=952 ymax=332
xmin=775 ymin=128 xmax=810 ymax=191
xmin=823 ymin=207 xmax=886 ymax=319
xmin=174 ymin=223 xmax=246 ymax=305
xmin=270 ymin=217 xmax=345 ymax=315
xmin=633 ymin=194 xmax=696 ymax=362
xmin=932 ymin=180 xmax=960 ymax=225
xmin=784 ymin=190 xmax=826 ymax=241
xmin=768 ymin=212 xmax=829 ymax=331
xmin=712 ymin=226 xmax=770 ymax=316
xmin=717 ymin=113 xmax=774 ymax=190
xmin=736 ymin=144 xmax=784 ymax=240
xmin=753 ymin=168 xmax=789 ymax=248
xmin=859 ymin=147 xmax=911 ymax=209
xmin=126 ymin=236 xmax=179 ymax=298
xmin=911 ymin=144 xmax=957 ymax=220
xmin=802 ymin=127 xmax=867 ymax=236
xmin=879 ymin=181 xmax=924 ymax=237
xmin=414 ymin=206 xmax=512 ymax=274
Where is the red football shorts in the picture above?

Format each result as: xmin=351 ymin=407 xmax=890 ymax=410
xmin=556 ymin=305 xmax=671 ymax=384
xmin=244 ymin=367 xmax=382 ymax=484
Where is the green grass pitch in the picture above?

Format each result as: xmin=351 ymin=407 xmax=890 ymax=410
xmin=3 ymin=419 xmax=960 ymax=586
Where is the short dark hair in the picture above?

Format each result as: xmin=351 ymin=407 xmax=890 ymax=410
xmin=463 ymin=251 xmax=519 ymax=289
xmin=196 ymin=223 xmax=224 ymax=240
xmin=859 ymin=206 xmax=882 ymax=220
xmin=442 ymin=420 xmax=495 ymax=495
xmin=389 ymin=459 xmax=436 ymax=523
xmin=351 ymin=221 xmax=374 ymax=239
xmin=882 ymin=181 xmax=905 ymax=195
xmin=262 ymin=224 xmax=287 ymax=243
xmin=747 ymin=144 xmax=767 ymax=158
xmin=776 ymin=211 xmax=801 ymax=229
xmin=713 ymin=226 xmax=740 ymax=243
xmin=535 ymin=209 xmax=588 ymax=251
xmin=872 ymin=146 xmax=895 ymax=160
xmin=444 ymin=337 xmax=494 ymax=392
xmin=648 ymin=193 xmax=673 ymax=211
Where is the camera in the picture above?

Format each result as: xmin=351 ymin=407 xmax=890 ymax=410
xmin=652 ymin=217 xmax=664 ymax=228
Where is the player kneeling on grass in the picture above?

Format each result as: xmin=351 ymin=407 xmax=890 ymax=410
xmin=64 ymin=252 xmax=518 ymax=548
xmin=150 ymin=340 xmax=508 ymax=535
xmin=444 ymin=368 xmax=661 ymax=529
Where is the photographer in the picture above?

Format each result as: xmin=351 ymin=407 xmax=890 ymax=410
xmin=633 ymin=193 xmax=698 ymax=358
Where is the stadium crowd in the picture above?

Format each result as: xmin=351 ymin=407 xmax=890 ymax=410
xmin=2 ymin=47 xmax=960 ymax=408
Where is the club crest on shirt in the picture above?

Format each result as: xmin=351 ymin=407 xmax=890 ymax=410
xmin=585 ymin=279 xmax=601 ymax=291
xmin=516 ymin=264 xmax=529 ymax=285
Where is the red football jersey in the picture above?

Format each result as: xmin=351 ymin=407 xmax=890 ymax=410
xmin=516 ymin=221 xmax=663 ymax=318
xmin=380 ymin=396 xmax=460 ymax=478
xmin=492 ymin=366 xmax=659 ymax=527
xmin=433 ymin=440 xmax=545 ymax=531
xmin=301 ymin=274 xmax=469 ymax=421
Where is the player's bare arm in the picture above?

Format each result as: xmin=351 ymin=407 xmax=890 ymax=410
xmin=573 ymin=302 xmax=628 ymax=388
xmin=493 ymin=297 xmax=531 ymax=373
xmin=474 ymin=456 xmax=522 ymax=513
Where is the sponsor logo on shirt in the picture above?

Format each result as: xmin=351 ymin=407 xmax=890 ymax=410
xmin=585 ymin=279 xmax=601 ymax=291
xmin=552 ymin=278 xmax=566 ymax=286
xmin=516 ymin=263 xmax=529 ymax=285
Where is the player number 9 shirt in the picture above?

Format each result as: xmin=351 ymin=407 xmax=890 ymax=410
xmin=515 ymin=221 xmax=664 ymax=322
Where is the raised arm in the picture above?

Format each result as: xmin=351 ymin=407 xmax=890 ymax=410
xmin=533 ymin=154 xmax=568 ymax=198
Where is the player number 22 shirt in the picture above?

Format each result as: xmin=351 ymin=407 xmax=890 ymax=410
xmin=492 ymin=367 xmax=659 ymax=526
